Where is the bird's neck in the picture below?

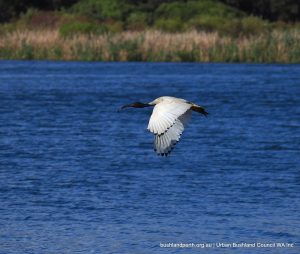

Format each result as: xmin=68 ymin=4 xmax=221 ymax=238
xmin=132 ymin=102 xmax=152 ymax=108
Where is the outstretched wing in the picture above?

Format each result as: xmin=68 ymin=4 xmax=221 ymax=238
xmin=147 ymin=100 xmax=192 ymax=135
xmin=154 ymin=110 xmax=192 ymax=156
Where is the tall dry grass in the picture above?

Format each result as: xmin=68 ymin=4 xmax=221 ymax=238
xmin=0 ymin=29 xmax=300 ymax=62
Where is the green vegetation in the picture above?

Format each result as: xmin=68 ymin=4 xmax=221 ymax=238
xmin=0 ymin=0 xmax=300 ymax=62
xmin=1 ymin=0 xmax=300 ymax=23
xmin=220 ymin=0 xmax=300 ymax=22
xmin=71 ymin=0 xmax=122 ymax=20
xmin=1 ymin=0 xmax=300 ymax=34
xmin=1 ymin=30 xmax=299 ymax=62
xmin=59 ymin=21 xmax=105 ymax=37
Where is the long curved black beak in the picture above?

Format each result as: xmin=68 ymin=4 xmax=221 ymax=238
xmin=120 ymin=104 xmax=132 ymax=110
xmin=117 ymin=104 xmax=131 ymax=112
xmin=118 ymin=102 xmax=152 ymax=112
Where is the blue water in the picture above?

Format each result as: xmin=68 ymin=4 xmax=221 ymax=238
xmin=0 ymin=61 xmax=299 ymax=254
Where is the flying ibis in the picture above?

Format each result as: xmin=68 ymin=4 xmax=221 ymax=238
xmin=121 ymin=96 xmax=208 ymax=156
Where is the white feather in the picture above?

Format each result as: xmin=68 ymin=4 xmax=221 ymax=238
xmin=154 ymin=110 xmax=192 ymax=155
xmin=147 ymin=97 xmax=192 ymax=135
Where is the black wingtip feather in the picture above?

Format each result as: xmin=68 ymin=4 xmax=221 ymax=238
xmin=191 ymin=105 xmax=209 ymax=117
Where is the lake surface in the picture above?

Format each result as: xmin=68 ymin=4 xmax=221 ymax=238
xmin=0 ymin=61 xmax=299 ymax=254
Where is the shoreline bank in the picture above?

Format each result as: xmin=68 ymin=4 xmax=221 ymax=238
xmin=0 ymin=30 xmax=299 ymax=63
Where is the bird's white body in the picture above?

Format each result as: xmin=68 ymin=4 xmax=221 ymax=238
xmin=148 ymin=96 xmax=191 ymax=134
xmin=147 ymin=96 xmax=196 ymax=155
xmin=122 ymin=96 xmax=207 ymax=156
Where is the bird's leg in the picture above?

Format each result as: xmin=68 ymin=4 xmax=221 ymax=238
xmin=191 ymin=104 xmax=209 ymax=116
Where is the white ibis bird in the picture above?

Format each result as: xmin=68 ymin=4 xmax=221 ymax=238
xmin=121 ymin=96 xmax=208 ymax=156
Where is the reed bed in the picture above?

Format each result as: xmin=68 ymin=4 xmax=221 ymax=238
xmin=0 ymin=29 xmax=299 ymax=62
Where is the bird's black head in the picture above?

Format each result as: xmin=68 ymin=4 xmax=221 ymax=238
xmin=120 ymin=102 xmax=152 ymax=110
